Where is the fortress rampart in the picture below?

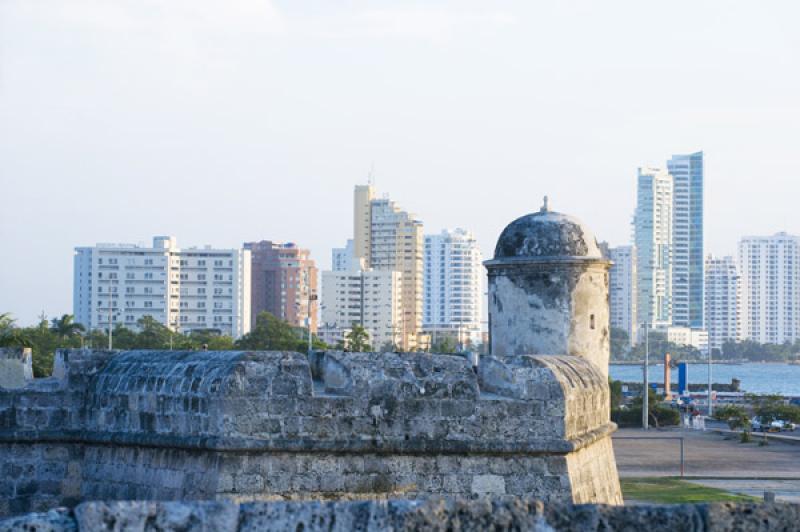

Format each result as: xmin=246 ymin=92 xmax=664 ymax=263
xmin=2 ymin=498 xmax=799 ymax=531
xmin=0 ymin=347 xmax=620 ymax=516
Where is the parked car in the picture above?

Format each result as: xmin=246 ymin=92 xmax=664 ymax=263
xmin=752 ymin=418 xmax=786 ymax=433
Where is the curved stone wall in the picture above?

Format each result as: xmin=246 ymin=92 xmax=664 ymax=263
xmin=0 ymin=349 xmax=621 ymax=516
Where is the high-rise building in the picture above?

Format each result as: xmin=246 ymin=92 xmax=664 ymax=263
xmin=320 ymin=265 xmax=403 ymax=350
xmin=608 ymin=245 xmax=637 ymax=346
xmin=332 ymin=240 xmax=355 ymax=272
xmin=349 ymin=185 xmax=424 ymax=350
xmin=423 ymin=229 xmax=483 ymax=347
xmin=353 ymin=185 xmax=374 ymax=266
xmin=370 ymin=198 xmax=424 ymax=350
xmin=634 ymin=167 xmax=673 ymax=328
xmin=73 ymin=236 xmax=251 ymax=337
xmin=668 ymin=152 xmax=704 ymax=329
xmin=704 ymin=255 xmax=740 ymax=352
xmin=738 ymin=233 xmax=800 ymax=344
xmin=244 ymin=241 xmax=318 ymax=332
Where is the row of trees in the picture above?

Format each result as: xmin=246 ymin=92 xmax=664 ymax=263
xmin=716 ymin=339 xmax=800 ymax=362
xmin=0 ymin=310 xmax=461 ymax=378
xmin=611 ymin=327 xmax=800 ymax=363
xmin=611 ymin=328 xmax=702 ymax=362
xmin=608 ymin=379 xmax=680 ymax=428
xmin=715 ymin=395 xmax=800 ymax=442
xmin=1 ymin=311 xmax=333 ymax=377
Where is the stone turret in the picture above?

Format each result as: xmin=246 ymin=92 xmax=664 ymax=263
xmin=485 ymin=198 xmax=611 ymax=376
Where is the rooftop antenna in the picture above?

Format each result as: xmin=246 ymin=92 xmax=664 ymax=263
xmin=540 ymin=195 xmax=550 ymax=213
xmin=367 ymin=163 xmax=375 ymax=187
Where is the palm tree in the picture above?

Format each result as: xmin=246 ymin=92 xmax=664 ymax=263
xmin=0 ymin=313 xmax=15 ymax=335
xmin=50 ymin=314 xmax=86 ymax=339
xmin=0 ymin=313 xmax=31 ymax=347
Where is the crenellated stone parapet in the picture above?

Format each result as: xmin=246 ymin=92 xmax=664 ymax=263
xmin=0 ymin=348 xmax=621 ymax=516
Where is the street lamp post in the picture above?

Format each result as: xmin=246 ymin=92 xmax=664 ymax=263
xmin=642 ymin=323 xmax=650 ymax=431
xmin=708 ymin=345 xmax=713 ymax=417
xmin=107 ymin=281 xmax=114 ymax=350
xmin=307 ymin=293 xmax=318 ymax=355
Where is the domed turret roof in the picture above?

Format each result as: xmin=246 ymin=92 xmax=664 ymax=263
xmin=493 ymin=198 xmax=602 ymax=260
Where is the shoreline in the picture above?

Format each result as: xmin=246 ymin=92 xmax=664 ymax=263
xmin=610 ymin=360 xmax=798 ymax=365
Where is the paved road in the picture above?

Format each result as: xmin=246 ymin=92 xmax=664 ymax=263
xmin=613 ymin=427 xmax=800 ymax=478
xmin=688 ymin=479 xmax=800 ymax=503
xmin=614 ymin=427 xmax=800 ymax=502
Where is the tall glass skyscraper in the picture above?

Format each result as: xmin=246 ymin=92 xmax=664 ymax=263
xmin=667 ymin=152 xmax=704 ymax=329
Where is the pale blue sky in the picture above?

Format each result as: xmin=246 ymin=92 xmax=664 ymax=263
xmin=1 ymin=1 xmax=799 ymax=324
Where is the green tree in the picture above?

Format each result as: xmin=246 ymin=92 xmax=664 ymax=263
xmin=631 ymin=331 xmax=702 ymax=362
xmin=612 ymin=386 xmax=679 ymax=428
xmin=185 ymin=329 xmax=236 ymax=350
xmin=236 ymin=312 xmax=307 ymax=351
xmin=720 ymin=339 xmax=799 ymax=362
xmin=430 ymin=336 xmax=457 ymax=354
xmin=26 ymin=317 xmax=60 ymax=377
xmin=109 ymin=325 xmax=139 ymax=349
xmin=0 ymin=313 xmax=31 ymax=348
xmin=715 ymin=404 xmax=752 ymax=443
xmin=610 ymin=327 xmax=630 ymax=360
xmin=50 ymin=314 xmax=86 ymax=340
xmin=609 ymin=378 xmax=623 ymax=410
xmin=134 ymin=316 xmax=172 ymax=349
xmin=0 ymin=313 xmax=15 ymax=335
xmin=748 ymin=393 xmax=800 ymax=428
xmin=345 ymin=324 xmax=371 ymax=352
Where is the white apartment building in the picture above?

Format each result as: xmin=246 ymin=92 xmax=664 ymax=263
xmin=663 ymin=326 xmax=709 ymax=355
xmin=74 ymin=236 xmax=251 ymax=338
xmin=332 ymin=240 xmax=356 ymax=272
xmin=320 ymin=265 xmax=403 ymax=350
xmin=634 ymin=167 xmax=673 ymax=328
xmin=705 ymin=255 xmax=740 ymax=352
xmin=423 ymin=229 xmax=483 ymax=347
xmin=738 ymin=233 xmax=800 ymax=344
xmin=608 ymin=245 xmax=637 ymax=346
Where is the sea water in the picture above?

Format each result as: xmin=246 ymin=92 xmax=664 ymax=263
xmin=609 ymin=363 xmax=800 ymax=396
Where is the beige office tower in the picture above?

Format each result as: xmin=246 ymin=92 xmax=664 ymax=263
xmin=351 ymin=185 xmax=424 ymax=350
xmin=370 ymin=198 xmax=424 ymax=350
xmin=353 ymin=185 xmax=375 ymax=266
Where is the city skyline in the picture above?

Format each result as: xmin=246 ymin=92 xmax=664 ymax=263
xmin=3 ymin=2 xmax=800 ymax=324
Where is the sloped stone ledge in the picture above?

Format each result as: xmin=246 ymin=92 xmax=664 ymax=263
xmin=0 ymin=421 xmax=617 ymax=455
xmin=2 ymin=499 xmax=798 ymax=532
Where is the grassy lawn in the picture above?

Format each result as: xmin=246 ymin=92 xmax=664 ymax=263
xmin=621 ymin=477 xmax=759 ymax=504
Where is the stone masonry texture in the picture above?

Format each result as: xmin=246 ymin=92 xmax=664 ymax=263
xmin=0 ymin=348 xmax=620 ymax=516
xmin=3 ymin=499 xmax=800 ymax=532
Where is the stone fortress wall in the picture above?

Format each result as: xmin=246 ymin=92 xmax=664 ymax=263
xmin=3 ymin=498 xmax=800 ymax=532
xmin=0 ymin=347 xmax=620 ymax=517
